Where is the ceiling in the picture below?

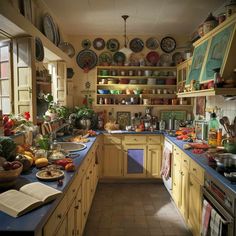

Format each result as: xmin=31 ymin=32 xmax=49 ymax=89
xmin=44 ymin=0 xmax=227 ymax=36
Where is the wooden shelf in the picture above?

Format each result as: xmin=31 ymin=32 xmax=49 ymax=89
xmin=177 ymin=88 xmax=236 ymax=97
xmin=97 ymin=94 xmax=176 ymax=98
xmin=97 ymin=66 xmax=176 ymax=70
xmin=94 ymin=104 xmax=192 ymax=108
xmin=97 ymin=84 xmax=176 ymax=89
xmin=36 ymin=81 xmax=51 ymax=85
xmin=97 ymin=75 xmax=176 ymax=79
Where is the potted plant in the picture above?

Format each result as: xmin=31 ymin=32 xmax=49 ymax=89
xmin=44 ymin=94 xmax=58 ymax=121
xmin=74 ymin=106 xmax=97 ymax=130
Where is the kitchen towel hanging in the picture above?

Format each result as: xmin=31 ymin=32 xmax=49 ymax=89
xmin=201 ymin=199 xmax=213 ymax=236
xmin=210 ymin=208 xmax=225 ymax=236
xmin=160 ymin=145 xmax=171 ymax=179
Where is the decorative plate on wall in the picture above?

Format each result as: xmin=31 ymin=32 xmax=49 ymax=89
xmin=113 ymin=51 xmax=126 ymax=64
xmin=146 ymin=51 xmax=159 ymax=66
xmin=82 ymin=39 xmax=91 ymax=49
xmin=93 ymin=38 xmax=105 ymax=50
xmin=99 ymin=51 xmax=113 ymax=66
xmin=146 ymin=37 xmax=159 ymax=50
xmin=106 ymin=39 xmax=120 ymax=52
xmin=129 ymin=38 xmax=144 ymax=53
xmin=43 ymin=13 xmax=55 ymax=43
xmin=58 ymin=42 xmax=75 ymax=58
xmin=160 ymin=36 xmax=176 ymax=53
xmin=172 ymin=52 xmax=184 ymax=65
xmin=76 ymin=49 xmax=98 ymax=70
xmin=159 ymin=53 xmax=172 ymax=66
xmin=35 ymin=37 xmax=44 ymax=62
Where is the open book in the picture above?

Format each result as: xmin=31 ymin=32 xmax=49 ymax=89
xmin=0 ymin=182 xmax=62 ymax=217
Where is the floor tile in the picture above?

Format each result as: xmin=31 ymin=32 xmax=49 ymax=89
xmin=83 ymin=183 xmax=191 ymax=236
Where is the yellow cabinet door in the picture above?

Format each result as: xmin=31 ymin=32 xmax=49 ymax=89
xmin=123 ymin=144 xmax=147 ymax=177
xmin=172 ymin=157 xmax=181 ymax=207
xmin=75 ymin=187 xmax=82 ymax=236
xmin=188 ymin=174 xmax=202 ymax=236
xmin=147 ymin=145 xmax=162 ymax=178
xmin=55 ymin=216 xmax=67 ymax=236
xmin=67 ymin=200 xmax=76 ymax=236
xmin=180 ymin=165 xmax=189 ymax=221
xmin=86 ymin=161 xmax=93 ymax=213
xmin=103 ymin=144 xmax=123 ymax=177
xmin=81 ymin=174 xmax=87 ymax=232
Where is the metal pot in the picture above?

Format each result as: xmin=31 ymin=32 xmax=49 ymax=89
xmin=76 ymin=118 xmax=91 ymax=130
xmin=214 ymin=153 xmax=233 ymax=168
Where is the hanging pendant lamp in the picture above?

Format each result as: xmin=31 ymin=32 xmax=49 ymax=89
xmin=119 ymin=15 xmax=132 ymax=59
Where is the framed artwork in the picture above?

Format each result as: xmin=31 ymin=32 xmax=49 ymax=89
xmin=196 ymin=96 xmax=206 ymax=116
xmin=201 ymin=23 xmax=235 ymax=83
xmin=186 ymin=39 xmax=209 ymax=86
xmin=116 ymin=112 xmax=131 ymax=130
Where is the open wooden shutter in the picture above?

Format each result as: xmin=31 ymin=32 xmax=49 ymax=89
xmin=13 ymin=37 xmax=36 ymax=123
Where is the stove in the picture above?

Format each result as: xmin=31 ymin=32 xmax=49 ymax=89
xmin=208 ymin=160 xmax=236 ymax=184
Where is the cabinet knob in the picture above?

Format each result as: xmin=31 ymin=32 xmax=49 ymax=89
xmin=75 ymin=205 xmax=79 ymax=210
xmin=57 ymin=213 xmax=62 ymax=219
xmin=192 ymin=168 xmax=197 ymax=172
xmin=184 ymin=160 xmax=187 ymax=162
xmin=190 ymin=182 xmax=193 ymax=186
xmin=72 ymin=189 xmax=76 ymax=193
xmin=86 ymin=176 xmax=89 ymax=180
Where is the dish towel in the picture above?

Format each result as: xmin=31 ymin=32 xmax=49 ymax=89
xmin=201 ymin=199 xmax=213 ymax=236
xmin=210 ymin=208 xmax=223 ymax=236
xmin=160 ymin=146 xmax=171 ymax=179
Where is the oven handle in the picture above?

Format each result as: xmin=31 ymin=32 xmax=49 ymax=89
xmin=202 ymin=186 xmax=234 ymax=224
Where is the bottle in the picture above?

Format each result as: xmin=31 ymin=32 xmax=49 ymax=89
xmin=208 ymin=113 xmax=219 ymax=147
xmin=217 ymin=128 xmax=222 ymax=146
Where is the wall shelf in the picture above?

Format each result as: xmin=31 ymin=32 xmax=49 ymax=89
xmin=177 ymin=88 xmax=236 ymax=97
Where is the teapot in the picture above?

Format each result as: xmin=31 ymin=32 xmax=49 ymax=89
xmin=222 ymin=138 xmax=236 ymax=154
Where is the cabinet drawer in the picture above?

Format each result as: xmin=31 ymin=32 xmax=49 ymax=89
xmin=173 ymin=146 xmax=182 ymax=162
xmin=44 ymin=196 xmax=67 ymax=235
xmin=181 ymin=153 xmax=190 ymax=168
xmin=148 ymin=135 xmax=161 ymax=144
xmin=104 ymin=135 xmax=121 ymax=144
xmin=124 ymin=135 xmax=146 ymax=144
xmin=67 ymin=173 xmax=82 ymax=206
xmin=190 ymin=160 xmax=204 ymax=184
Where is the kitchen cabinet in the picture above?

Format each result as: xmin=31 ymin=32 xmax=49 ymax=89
xmin=178 ymin=14 xmax=236 ymax=98
xmin=103 ymin=135 xmax=123 ymax=177
xmin=147 ymin=144 xmax=162 ymax=178
xmin=188 ymin=160 xmax=204 ymax=236
xmin=95 ymin=66 xmax=191 ymax=108
xmin=74 ymin=187 xmax=82 ymax=236
xmin=103 ymin=144 xmax=123 ymax=177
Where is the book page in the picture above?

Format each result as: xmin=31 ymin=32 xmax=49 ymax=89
xmin=20 ymin=182 xmax=62 ymax=203
xmin=0 ymin=190 xmax=42 ymax=217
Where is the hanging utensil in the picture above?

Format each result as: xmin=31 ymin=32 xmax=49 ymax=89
xmin=222 ymin=116 xmax=231 ymax=136
xmin=219 ymin=118 xmax=230 ymax=135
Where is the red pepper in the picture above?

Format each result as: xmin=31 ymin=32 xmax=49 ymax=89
xmin=55 ymin=158 xmax=73 ymax=168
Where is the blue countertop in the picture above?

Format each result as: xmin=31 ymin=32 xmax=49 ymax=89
xmin=0 ymin=136 xmax=98 ymax=234
xmin=165 ymin=135 xmax=236 ymax=196
xmin=1 ymin=131 xmax=236 ymax=234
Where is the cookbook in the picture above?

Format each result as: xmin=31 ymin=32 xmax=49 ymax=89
xmin=0 ymin=182 xmax=62 ymax=217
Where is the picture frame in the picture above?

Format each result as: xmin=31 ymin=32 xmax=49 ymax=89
xmin=116 ymin=112 xmax=131 ymax=130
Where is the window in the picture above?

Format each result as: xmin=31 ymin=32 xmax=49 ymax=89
xmin=0 ymin=40 xmax=12 ymax=114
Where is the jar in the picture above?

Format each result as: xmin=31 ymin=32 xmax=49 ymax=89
xmin=225 ymin=0 xmax=236 ymax=18
xmin=35 ymin=149 xmax=47 ymax=160
xmin=128 ymin=70 xmax=134 ymax=76
xmin=203 ymin=13 xmax=218 ymax=35
xmin=120 ymin=70 xmax=126 ymax=76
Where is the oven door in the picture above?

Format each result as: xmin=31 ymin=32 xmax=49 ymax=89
xmin=202 ymin=187 xmax=235 ymax=236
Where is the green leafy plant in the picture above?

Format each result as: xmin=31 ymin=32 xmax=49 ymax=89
xmin=74 ymin=106 xmax=95 ymax=119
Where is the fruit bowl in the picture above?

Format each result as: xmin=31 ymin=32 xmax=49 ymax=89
xmin=0 ymin=163 xmax=23 ymax=188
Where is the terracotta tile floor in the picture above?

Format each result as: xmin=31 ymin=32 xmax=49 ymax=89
xmin=83 ymin=183 xmax=192 ymax=236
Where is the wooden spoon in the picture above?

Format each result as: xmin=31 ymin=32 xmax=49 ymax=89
xmin=219 ymin=118 xmax=229 ymax=134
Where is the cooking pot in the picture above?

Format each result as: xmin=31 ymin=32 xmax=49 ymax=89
xmin=222 ymin=138 xmax=236 ymax=154
xmin=214 ymin=153 xmax=234 ymax=168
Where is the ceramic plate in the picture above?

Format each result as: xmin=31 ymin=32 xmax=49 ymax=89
xmin=93 ymin=38 xmax=105 ymax=50
xmin=76 ymin=49 xmax=98 ymax=70
xmin=113 ymin=51 xmax=126 ymax=64
xmin=82 ymin=39 xmax=91 ymax=49
xmin=160 ymin=36 xmax=176 ymax=53
xmin=36 ymin=169 xmax=64 ymax=181
xmin=146 ymin=37 xmax=159 ymax=50
xmin=172 ymin=52 xmax=184 ymax=65
xmin=43 ymin=13 xmax=55 ymax=43
xmin=106 ymin=39 xmax=120 ymax=52
xmin=99 ymin=51 xmax=113 ymax=66
xmin=129 ymin=38 xmax=144 ymax=53
xmin=58 ymin=42 xmax=75 ymax=58
xmin=35 ymin=37 xmax=44 ymax=62
xmin=146 ymin=51 xmax=160 ymax=66
xmin=159 ymin=53 xmax=172 ymax=66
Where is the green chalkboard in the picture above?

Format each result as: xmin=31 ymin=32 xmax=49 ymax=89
xmin=186 ymin=39 xmax=209 ymax=86
xmin=201 ymin=23 xmax=235 ymax=83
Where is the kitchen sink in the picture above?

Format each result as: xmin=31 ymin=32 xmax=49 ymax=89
xmin=57 ymin=142 xmax=87 ymax=152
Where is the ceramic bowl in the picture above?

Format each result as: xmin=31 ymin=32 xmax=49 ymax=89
xmin=98 ymin=89 xmax=110 ymax=94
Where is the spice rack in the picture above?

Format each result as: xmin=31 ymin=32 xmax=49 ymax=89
xmin=95 ymin=66 xmax=192 ymax=107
